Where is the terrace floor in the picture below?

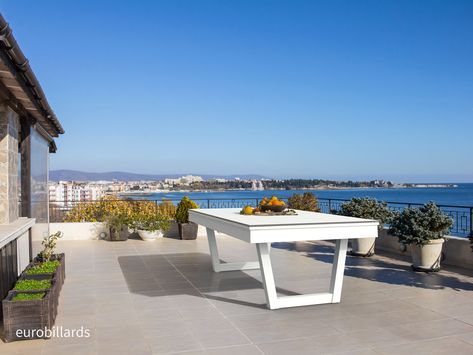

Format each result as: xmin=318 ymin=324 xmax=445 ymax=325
xmin=2 ymin=234 xmax=473 ymax=355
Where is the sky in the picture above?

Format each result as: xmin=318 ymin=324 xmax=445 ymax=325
xmin=1 ymin=0 xmax=473 ymax=182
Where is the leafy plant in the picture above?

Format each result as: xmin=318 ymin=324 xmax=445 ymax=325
xmin=158 ymin=200 xmax=177 ymax=220
xmin=14 ymin=279 xmax=52 ymax=291
xmin=105 ymin=211 xmax=129 ymax=233
xmin=12 ymin=293 xmax=46 ymax=301
xmin=389 ymin=202 xmax=453 ymax=246
xmin=287 ymin=192 xmax=320 ymax=212
xmin=36 ymin=231 xmax=62 ymax=262
xmin=64 ymin=196 xmax=158 ymax=223
xmin=175 ymin=197 xmax=199 ymax=224
xmin=134 ymin=213 xmax=171 ymax=232
xmin=25 ymin=260 xmax=60 ymax=275
xmin=339 ymin=198 xmax=393 ymax=229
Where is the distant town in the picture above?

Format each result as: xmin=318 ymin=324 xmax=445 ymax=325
xmin=48 ymin=174 xmax=457 ymax=206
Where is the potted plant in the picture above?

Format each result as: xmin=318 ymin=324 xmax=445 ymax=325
xmin=389 ymin=202 xmax=453 ymax=271
xmin=135 ymin=213 xmax=171 ymax=241
xmin=105 ymin=211 xmax=129 ymax=241
xmin=287 ymin=192 xmax=320 ymax=212
xmin=339 ymin=198 xmax=393 ymax=256
xmin=175 ymin=196 xmax=199 ymax=240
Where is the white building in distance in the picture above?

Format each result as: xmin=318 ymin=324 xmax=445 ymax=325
xmin=164 ymin=175 xmax=203 ymax=186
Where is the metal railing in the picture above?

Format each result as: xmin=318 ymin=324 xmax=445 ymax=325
xmin=49 ymin=197 xmax=473 ymax=238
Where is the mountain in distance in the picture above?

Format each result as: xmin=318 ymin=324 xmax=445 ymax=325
xmin=50 ymin=170 xmax=270 ymax=182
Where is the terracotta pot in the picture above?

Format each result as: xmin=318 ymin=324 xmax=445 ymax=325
xmin=411 ymin=238 xmax=444 ymax=272
xmin=178 ymin=222 xmax=198 ymax=240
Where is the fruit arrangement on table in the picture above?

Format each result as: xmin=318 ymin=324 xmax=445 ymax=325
xmin=240 ymin=196 xmax=296 ymax=215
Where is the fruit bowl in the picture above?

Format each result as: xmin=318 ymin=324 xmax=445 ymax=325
xmin=260 ymin=205 xmax=286 ymax=213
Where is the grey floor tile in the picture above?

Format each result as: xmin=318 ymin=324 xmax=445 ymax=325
xmin=374 ymin=336 xmax=473 ymax=354
xmin=199 ymin=345 xmax=260 ymax=355
xmin=2 ymin=237 xmax=473 ymax=355
xmin=146 ymin=334 xmax=203 ymax=354
xmin=193 ymin=328 xmax=250 ymax=348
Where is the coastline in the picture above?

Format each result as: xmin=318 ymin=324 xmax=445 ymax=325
xmin=119 ymin=184 xmax=458 ymax=196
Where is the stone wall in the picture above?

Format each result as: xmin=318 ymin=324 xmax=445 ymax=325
xmin=0 ymin=104 xmax=20 ymax=224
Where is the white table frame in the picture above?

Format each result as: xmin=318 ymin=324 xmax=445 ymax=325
xmin=190 ymin=209 xmax=378 ymax=310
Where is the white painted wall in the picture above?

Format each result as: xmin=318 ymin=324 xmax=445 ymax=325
xmin=48 ymin=222 xmax=109 ymax=241
xmin=16 ymin=230 xmax=30 ymax=275
xmin=49 ymin=222 xmax=221 ymax=241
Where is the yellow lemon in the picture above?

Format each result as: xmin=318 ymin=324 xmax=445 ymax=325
xmin=242 ymin=206 xmax=254 ymax=215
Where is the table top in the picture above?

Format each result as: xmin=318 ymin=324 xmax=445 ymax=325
xmin=189 ymin=209 xmax=379 ymax=243
xmin=190 ymin=208 xmax=378 ymax=227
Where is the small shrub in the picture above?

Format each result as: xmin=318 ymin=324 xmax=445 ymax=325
xmin=12 ymin=293 xmax=46 ymax=301
xmin=105 ymin=211 xmax=129 ymax=234
xmin=14 ymin=279 xmax=52 ymax=291
xmin=37 ymin=231 xmax=61 ymax=262
xmin=134 ymin=213 xmax=171 ymax=232
xmin=175 ymin=197 xmax=199 ymax=224
xmin=287 ymin=192 xmax=320 ymax=212
xmin=389 ymin=202 xmax=453 ymax=246
xmin=339 ymin=198 xmax=393 ymax=229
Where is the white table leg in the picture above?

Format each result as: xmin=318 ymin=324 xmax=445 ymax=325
xmin=256 ymin=243 xmax=278 ymax=309
xmin=256 ymin=239 xmax=349 ymax=310
xmin=206 ymin=228 xmax=260 ymax=272
xmin=329 ymin=239 xmax=348 ymax=303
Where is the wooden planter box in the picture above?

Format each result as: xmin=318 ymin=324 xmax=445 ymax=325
xmin=2 ymin=290 xmax=54 ymax=342
xmin=178 ymin=222 xmax=198 ymax=240
xmin=24 ymin=253 xmax=66 ymax=291
xmin=17 ymin=276 xmax=59 ymax=323
xmin=13 ymin=253 xmax=66 ymax=333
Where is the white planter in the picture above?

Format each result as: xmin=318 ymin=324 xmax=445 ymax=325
xmin=411 ymin=238 xmax=444 ymax=271
xmin=350 ymin=237 xmax=376 ymax=256
xmin=137 ymin=230 xmax=163 ymax=241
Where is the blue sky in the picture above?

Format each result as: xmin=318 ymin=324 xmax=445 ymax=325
xmin=2 ymin=1 xmax=472 ymax=182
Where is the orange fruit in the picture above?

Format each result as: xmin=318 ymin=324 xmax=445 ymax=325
xmin=242 ymin=206 xmax=254 ymax=215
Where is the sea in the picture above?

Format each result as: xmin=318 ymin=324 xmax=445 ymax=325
xmin=126 ymin=183 xmax=473 ymax=207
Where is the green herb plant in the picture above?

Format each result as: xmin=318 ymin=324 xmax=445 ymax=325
xmin=12 ymin=293 xmax=46 ymax=301
xmin=134 ymin=213 xmax=171 ymax=232
xmin=25 ymin=260 xmax=60 ymax=275
xmin=14 ymin=279 xmax=52 ymax=291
